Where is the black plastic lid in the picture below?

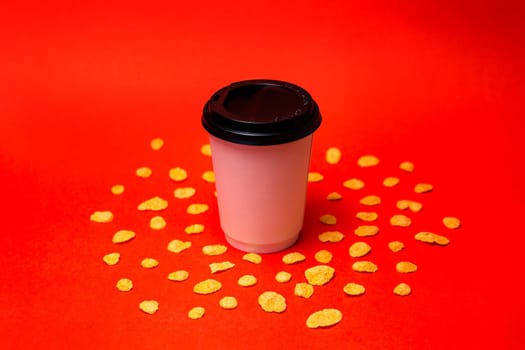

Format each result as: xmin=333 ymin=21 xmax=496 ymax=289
xmin=202 ymin=79 xmax=322 ymax=145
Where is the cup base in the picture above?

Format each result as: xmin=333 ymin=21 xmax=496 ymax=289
xmin=225 ymin=234 xmax=299 ymax=254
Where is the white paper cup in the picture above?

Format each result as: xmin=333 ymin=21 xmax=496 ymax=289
xmin=202 ymin=79 xmax=322 ymax=253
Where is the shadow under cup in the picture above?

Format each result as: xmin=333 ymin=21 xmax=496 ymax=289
xmin=202 ymin=79 xmax=322 ymax=253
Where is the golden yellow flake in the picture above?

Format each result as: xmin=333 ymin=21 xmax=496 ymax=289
xmin=174 ymin=187 xmax=196 ymax=199
xmin=351 ymin=261 xmax=378 ymax=273
xmin=136 ymin=167 xmax=152 ymax=178
xmin=354 ymin=225 xmax=379 ymax=237
xmin=200 ymin=143 xmax=212 ymax=157
xmin=167 ymin=239 xmax=192 ymax=253
xmin=414 ymin=232 xmax=450 ymax=246
xmin=349 ymin=242 xmax=372 ymax=258
xmin=141 ymin=258 xmax=159 ymax=269
xmin=139 ymin=300 xmax=159 ymax=314
xmin=138 ymin=196 xmax=168 ymax=211
xmin=102 ymin=252 xmax=120 ymax=265
xmin=325 ymin=147 xmax=342 ymax=165
xmin=396 ymin=261 xmax=418 ymax=273
xmin=443 ymin=216 xmax=461 ymax=229
xmin=343 ymin=282 xmax=366 ymax=296
xmin=167 ymin=270 xmax=189 ymax=282
xmin=184 ymin=224 xmax=205 ymax=234
xmin=209 ymin=261 xmax=235 ymax=273
xmin=282 ymin=252 xmax=306 ymax=264
xmin=306 ymin=309 xmax=342 ymax=329
xmin=399 ymin=161 xmax=415 ymax=172
xmin=388 ymin=241 xmax=405 ymax=252
xmin=414 ymin=183 xmax=433 ymax=193
xmin=116 ymin=278 xmax=133 ymax=292
xmin=294 ymin=282 xmax=314 ymax=299
xmin=186 ymin=203 xmax=209 ymax=215
xmin=112 ymin=230 xmax=136 ymax=244
xmin=201 ymin=170 xmax=215 ymax=183
xmin=202 ymin=244 xmax=228 ymax=256
xmin=275 ymin=271 xmax=292 ymax=283
xmin=318 ymin=231 xmax=345 ymax=243
xmin=304 ymin=265 xmax=335 ymax=286
xmin=90 ymin=210 xmax=114 ymax=223
xmin=238 ymin=275 xmax=257 ymax=287
xmin=355 ymin=211 xmax=378 ymax=222
xmin=390 ymin=214 xmax=412 ymax=227
xmin=359 ymin=195 xmax=381 ymax=206
xmin=319 ymin=214 xmax=337 ymax=225
xmin=242 ymin=253 xmax=262 ymax=264
xmin=188 ymin=306 xmax=206 ymax=319
xmin=308 ymin=172 xmax=324 ymax=183
xmin=258 ymin=291 xmax=287 ymax=313
xmin=393 ymin=283 xmax=412 ymax=296
xmin=314 ymin=250 xmax=333 ymax=264
xmin=326 ymin=192 xmax=343 ymax=201
xmin=343 ymin=178 xmax=365 ymax=190
xmin=149 ymin=216 xmax=167 ymax=230
xmin=383 ymin=177 xmax=400 ymax=187
xmin=357 ymin=155 xmax=379 ymax=167
xmin=193 ymin=279 xmax=222 ymax=294
xmin=110 ymin=184 xmax=125 ymax=195
xmin=150 ymin=137 xmax=164 ymax=151
xmin=219 ymin=296 xmax=238 ymax=310
xmin=169 ymin=167 xmax=188 ymax=182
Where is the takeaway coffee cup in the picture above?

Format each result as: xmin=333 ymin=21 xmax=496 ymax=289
xmin=202 ymin=79 xmax=322 ymax=253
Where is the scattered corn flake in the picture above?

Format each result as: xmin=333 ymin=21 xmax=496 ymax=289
xmin=343 ymin=178 xmax=365 ymax=190
xmin=169 ymin=167 xmax=188 ymax=182
xmin=116 ymin=278 xmax=133 ymax=292
xmin=200 ymin=143 xmax=212 ymax=157
xmin=357 ymin=155 xmax=379 ymax=167
xmin=325 ymin=147 xmax=342 ymax=165
xmin=238 ymin=274 xmax=257 ymax=287
xmin=103 ymin=252 xmax=120 ymax=265
xmin=201 ymin=170 xmax=215 ymax=183
xmin=136 ymin=167 xmax=152 ymax=178
xmin=294 ymin=282 xmax=314 ymax=299
xmin=414 ymin=232 xmax=450 ymax=246
xmin=219 ymin=296 xmax=238 ymax=310
xmin=414 ymin=183 xmax=433 ymax=193
xmin=388 ymin=241 xmax=405 ymax=252
xmin=396 ymin=199 xmax=410 ymax=210
xmin=319 ymin=214 xmax=337 ymax=225
xmin=397 ymin=199 xmax=423 ymax=212
xmin=167 ymin=239 xmax=192 ymax=253
xmin=209 ymin=261 xmax=235 ymax=273
xmin=138 ymin=196 xmax=168 ymax=211
xmin=352 ymin=261 xmax=378 ymax=273
xmin=359 ymin=195 xmax=381 ymax=206
xmin=318 ymin=231 xmax=345 ymax=243
xmin=174 ymin=187 xmax=196 ymax=199
xmin=185 ymin=224 xmax=205 ymax=234
xmin=343 ymin=282 xmax=366 ymax=296
xmin=308 ymin=172 xmax=324 ymax=183
xmin=304 ymin=265 xmax=335 ymax=286
xmin=112 ymin=230 xmax=136 ymax=244
xmin=393 ymin=283 xmax=412 ymax=296
xmin=193 ymin=279 xmax=222 ymax=294
xmin=355 ymin=211 xmax=378 ymax=222
xmin=390 ymin=214 xmax=412 ymax=227
xmin=202 ymin=244 xmax=228 ymax=256
xmin=141 ymin=258 xmax=159 ymax=269
xmin=90 ymin=210 xmax=114 ymax=223
xmin=149 ymin=216 xmax=167 ymax=230
xmin=188 ymin=306 xmax=206 ymax=319
xmin=354 ymin=225 xmax=379 ymax=237
xmin=396 ymin=261 xmax=418 ymax=273
xmin=243 ymin=253 xmax=262 ymax=264
xmin=275 ymin=271 xmax=292 ymax=283
xmin=326 ymin=192 xmax=343 ymax=201
xmin=443 ymin=216 xmax=461 ymax=229
xmin=111 ymin=184 xmax=125 ymax=195
xmin=349 ymin=242 xmax=372 ymax=258
xmin=282 ymin=252 xmax=306 ymax=264
xmin=314 ymin=250 xmax=333 ymax=264
xmin=399 ymin=161 xmax=415 ymax=172
xmin=139 ymin=300 xmax=159 ymax=315
xmin=168 ymin=270 xmax=189 ymax=282
xmin=258 ymin=291 xmax=287 ymax=313
xmin=383 ymin=177 xmax=400 ymax=187
xmin=150 ymin=137 xmax=164 ymax=150
xmin=306 ymin=308 xmax=342 ymax=329
xmin=187 ymin=203 xmax=209 ymax=215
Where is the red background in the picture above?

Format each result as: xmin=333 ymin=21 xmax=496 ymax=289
xmin=1 ymin=1 xmax=524 ymax=349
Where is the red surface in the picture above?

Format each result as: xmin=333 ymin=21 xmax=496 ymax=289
xmin=1 ymin=1 xmax=524 ymax=349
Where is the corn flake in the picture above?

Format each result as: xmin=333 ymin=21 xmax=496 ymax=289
xmin=90 ymin=210 xmax=114 ymax=223
xmin=308 ymin=172 xmax=324 ymax=183
xmin=294 ymin=282 xmax=314 ymax=299
xmin=258 ymin=291 xmax=287 ymax=313
xmin=150 ymin=137 xmax=164 ymax=150
xmin=414 ymin=232 xmax=450 ymax=246
xmin=243 ymin=253 xmax=262 ymax=264
xmin=354 ymin=225 xmax=379 ymax=237
xmin=111 ymin=184 xmax=125 ymax=195
xmin=275 ymin=271 xmax=292 ymax=283
xmin=282 ymin=252 xmax=306 ymax=264
xmin=396 ymin=261 xmax=418 ymax=273
xmin=201 ymin=170 xmax=215 ymax=183
xmin=357 ymin=155 xmax=379 ymax=167
xmin=414 ymin=183 xmax=433 ymax=193
xmin=200 ymin=144 xmax=212 ymax=157
xmin=202 ymin=244 xmax=228 ymax=256
xmin=174 ymin=187 xmax=196 ymax=199
xmin=238 ymin=274 xmax=257 ymax=287
xmin=138 ymin=196 xmax=168 ymax=211
xmin=390 ymin=214 xmax=412 ymax=227
xmin=219 ymin=296 xmax=238 ymax=310
xmin=193 ymin=279 xmax=222 ymax=294
xmin=169 ymin=167 xmax=188 ymax=182
xmin=318 ymin=231 xmax=345 ymax=243
xmin=393 ymin=283 xmax=412 ymax=296
xmin=103 ymin=252 xmax=120 ymax=265
xmin=355 ymin=211 xmax=378 ymax=222
xmin=359 ymin=195 xmax=381 ymax=206
xmin=185 ymin=224 xmax=205 ymax=234
xmin=314 ymin=250 xmax=333 ymax=264
xmin=349 ymin=242 xmax=372 ymax=258
xmin=306 ymin=309 xmax=342 ymax=329
xmin=326 ymin=192 xmax=343 ymax=201
xmin=112 ymin=230 xmax=136 ymax=244
xmin=343 ymin=178 xmax=365 ymax=190
xmin=352 ymin=261 xmax=378 ymax=273
xmin=325 ymin=147 xmax=342 ymax=164
xmin=397 ymin=199 xmax=423 ymax=212
xmin=399 ymin=161 xmax=415 ymax=172
xmin=343 ymin=282 xmax=366 ymax=296
xmin=149 ymin=216 xmax=166 ymax=230
xmin=187 ymin=203 xmax=209 ymax=215
xmin=383 ymin=177 xmax=400 ymax=187
xmin=116 ymin=278 xmax=133 ymax=292
xmin=388 ymin=241 xmax=405 ymax=252
xmin=167 ymin=239 xmax=192 ymax=253
xmin=168 ymin=270 xmax=189 ymax=282
xmin=141 ymin=258 xmax=159 ymax=269
xmin=304 ymin=265 xmax=335 ymax=286
xmin=443 ymin=216 xmax=461 ymax=229
xmin=188 ymin=306 xmax=206 ymax=319
xmin=320 ymin=214 xmax=337 ymax=225
xmin=209 ymin=261 xmax=235 ymax=273
xmin=136 ymin=167 xmax=152 ymax=178
xmin=139 ymin=300 xmax=159 ymax=314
